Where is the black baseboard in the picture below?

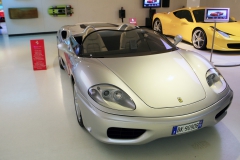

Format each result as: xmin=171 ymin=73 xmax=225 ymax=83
xmin=8 ymin=31 xmax=57 ymax=37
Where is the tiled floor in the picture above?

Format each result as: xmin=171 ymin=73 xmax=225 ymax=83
xmin=0 ymin=33 xmax=240 ymax=160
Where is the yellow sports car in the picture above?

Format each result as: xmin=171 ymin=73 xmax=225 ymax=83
xmin=152 ymin=7 xmax=240 ymax=51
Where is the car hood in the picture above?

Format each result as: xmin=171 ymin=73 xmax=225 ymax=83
xmin=98 ymin=51 xmax=206 ymax=108
xmin=210 ymin=22 xmax=240 ymax=36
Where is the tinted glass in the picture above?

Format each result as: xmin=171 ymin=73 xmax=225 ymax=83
xmin=174 ymin=10 xmax=193 ymax=22
xmin=174 ymin=10 xmax=182 ymax=18
xmin=70 ymin=36 xmax=80 ymax=55
xmin=80 ymin=28 xmax=177 ymax=58
xmin=193 ymin=9 xmax=205 ymax=22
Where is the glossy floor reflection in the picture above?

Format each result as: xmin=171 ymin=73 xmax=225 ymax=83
xmin=0 ymin=34 xmax=240 ymax=160
xmin=0 ymin=22 xmax=7 ymax=35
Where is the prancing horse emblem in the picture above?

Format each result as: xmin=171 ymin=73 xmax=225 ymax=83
xmin=177 ymin=97 xmax=183 ymax=103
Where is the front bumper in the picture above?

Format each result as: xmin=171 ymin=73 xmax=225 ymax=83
xmin=207 ymin=34 xmax=240 ymax=51
xmin=79 ymin=89 xmax=233 ymax=145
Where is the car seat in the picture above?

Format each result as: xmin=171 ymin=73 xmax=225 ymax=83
xmin=120 ymin=26 xmax=140 ymax=50
xmin=82 ymin=27 xmax=108 ymax=53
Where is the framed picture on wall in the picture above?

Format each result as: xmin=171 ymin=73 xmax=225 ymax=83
xmin=9 ymin=8 xmax=38 ymax=19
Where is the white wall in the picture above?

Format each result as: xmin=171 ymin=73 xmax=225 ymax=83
xmin=156 ymin=0 xmax=187 ymax=12
xmin=216 ymin=0 xmax=240 ymax=20
xmin=186 ymin=0 xmax=200 ymax=7
xmin=200 ymin=0 xmax=218 ymax=7
xmin=200 ymin=0 xmax=240 ymax=20
xmin=2 ymin=0 xmax=187 ymax=35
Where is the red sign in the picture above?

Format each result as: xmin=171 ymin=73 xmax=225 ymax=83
xmin=129 ymin=18 xmax=137 ymax=26
xmin=0 ymin=11 xmax=4 ymax=17
xmin=30 ymin=39 xmax=47 ymax=70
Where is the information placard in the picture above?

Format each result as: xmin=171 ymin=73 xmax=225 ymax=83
xmin=30 ymin=39 xmax=47 ymax=70
xmin=204 ymin=8 xmax=230 ymax=22
xmin=0 ymin=10 xmax=4 ymax=17
xmin=129 ymin=18 xmax=137 ymax=26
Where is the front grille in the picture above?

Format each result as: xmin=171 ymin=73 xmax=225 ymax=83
xmin=215 ymin=95 xmax=233 ymax=120
xmin=227 ymin=43 xmax=240 ymax=49
xmin=107 ymin=127 xmax=146 ymax=139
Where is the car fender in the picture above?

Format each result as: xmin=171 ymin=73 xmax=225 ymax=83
xmin=153 ymin=12 xmax=172 ymax=34
xmin=71 ymin=58 xmax=134 ymax=102
xmin=178 ymin=49 xmax=230 ymax=101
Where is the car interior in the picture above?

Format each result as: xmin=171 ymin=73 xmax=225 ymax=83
xmin=82 ymin=27 xmax=108 ymax=53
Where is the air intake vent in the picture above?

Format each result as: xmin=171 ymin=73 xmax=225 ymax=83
xmin=107 ymin=127 xmax=145 ymax=139
xmin=215 ymin=105 xmax=229 ymax=120
xmin=227 ymin=43 xmax=240 ymax=49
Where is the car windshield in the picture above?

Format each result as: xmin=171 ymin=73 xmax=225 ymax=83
xmin=79 ymin=28 xmax=177 ymax=58
xmin=193 ymin=9 xmax=236 ymax=23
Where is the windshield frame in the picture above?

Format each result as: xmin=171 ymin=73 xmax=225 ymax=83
xmin=77 ymin=28 xmax=178 ymax=58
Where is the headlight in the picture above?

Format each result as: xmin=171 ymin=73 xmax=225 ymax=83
xmin=206 ymin=68 xmax=226 ymax=93
xmin=210 ymin=26 xmax=231 ymax=38
xmin=88 ymin=84 xmax=136 ymax=110
xmin=217 ymin=30 xmax=230 ymax=38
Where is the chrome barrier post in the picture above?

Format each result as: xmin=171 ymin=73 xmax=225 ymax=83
xmin=210 ymin=21 xmax=216 ymax=62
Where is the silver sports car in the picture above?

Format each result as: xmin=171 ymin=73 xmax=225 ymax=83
xmin=57 ymin=22 xmax=233 ymax=145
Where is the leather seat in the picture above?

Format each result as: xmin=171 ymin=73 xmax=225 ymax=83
xmin=82 ymin=28 xmax=108 ymax=53
xmin=120 ymin=26 xmax=139 ymax=50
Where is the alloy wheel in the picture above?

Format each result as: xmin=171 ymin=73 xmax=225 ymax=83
xmin=58 ymin=57 xmax=65 ymax=70
xmin=74 ymin=84 xmax=84 ymax=127
xmin=153 ymin=19 xmax=162 ymax=33
xmin=192 ymin=29 xmax=207 ymax=49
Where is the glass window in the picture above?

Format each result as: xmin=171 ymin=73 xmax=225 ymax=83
xmin=79 ymin=28 xmax=178 ymax=58
xmin=174 ymin=10 xmax=193 ymax=22
xmin=70 ymin=36 xmax=80 ymax=55
xmin=174 ymin=10 xmax=183 ymax=19
xmin=193 ymin=9 xmax=205 ymax=22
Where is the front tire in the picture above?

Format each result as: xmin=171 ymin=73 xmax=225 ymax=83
xmin=192 ymin=28 xmax=207 ymax=50
xmin=153 ymin=19 xmax=162 ymax=34
xmin=73 ymin=83 xmax=84 ymax=127
xmin=58 ymin=57 xmax=65 ymax=70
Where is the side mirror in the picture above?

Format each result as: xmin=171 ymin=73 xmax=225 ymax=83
xmin=174 ymin=35 xmax=182 ymax=45
xmin=230 ymin=16 xmax=236 ymax=21
xmin=58 ymin=43 xmax=68 ymax=52
xmin=180 ymin=18 xmax=189 ymax=24
xmin=58 ymin=43 xmax=75 ymax=56
xmin=60 ymin=30 xmax=71 ymax=40
xmin=61 ymin=30 xmax=68 ymax=40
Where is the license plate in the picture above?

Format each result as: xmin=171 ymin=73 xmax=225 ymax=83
xmin=171 ymin=120 xmax=203 ymax=135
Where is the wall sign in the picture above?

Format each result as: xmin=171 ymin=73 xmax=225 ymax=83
xmin=129 ymin=18 xmax=137 ymax=26
xmin=0 ymin=10 xmax=4 ymax=17
xmin=9 ymin=8 xmax=38 ymax=19
xmin=204 ymin=8 xmax=230 ymax=22
xmin=30 ymin=39 xmax=47 ymax=70
xmin=0 ymin=10 xmax=4 ymax=22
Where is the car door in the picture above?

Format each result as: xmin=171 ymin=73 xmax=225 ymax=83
xmin=170 ymin=10 xmax=194 ymax=42
xmin=57 ymin=29 xmax=71 ymax=70
xmin=64 ymin=36 xmax=81 ymax=75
